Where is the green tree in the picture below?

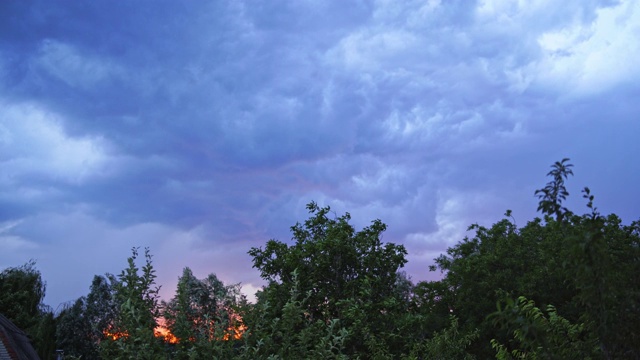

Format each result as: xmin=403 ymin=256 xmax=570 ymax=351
xmin=55 ymin=274 xmax=120 ymax=360
xmin=86 ymin=274 xmax=120 ymax=354
xmin=35 ymin=305 xmax=57 ymax=360
xmin=99 ymin=247 xmax=163 ymax=359
xmin=404 ymin=315 xmax=478 ymax=360
xmin=532 ymin=159 xmax=640 ymax=357
xmin=56 ymin=297 xmax=99 ymax=360
xmin=0 ymin=260 xmax=56 ymax=359
xmin=162 ymin=267 xmax=246 ymax=359
xmin=560 ymin=206 xmax=640 ymax=357
xmin=424 ymin=215 xmax=567 ymax=357
xmin=535 ymin=158 xmax=573 ymax=222
xmin=0 ymin=260 xmax=46 ymax=331
xmin=248 ymin=202 xmax=409 ymax=358
xmin=241 ymin=270 xmax=349 ymax=360
xmin=424 ymin=159 xmax=640 ymax=358
xmin=490 ymin=296 xmax=600 ymax=360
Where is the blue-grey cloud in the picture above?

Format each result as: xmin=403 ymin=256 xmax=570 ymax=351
xmin=1 ymin=0 xmax=639 ymax=307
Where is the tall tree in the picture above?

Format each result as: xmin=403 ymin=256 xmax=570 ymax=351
xmin=241 ymin=270 xmax=349 ymax=360
xmin=86 ymin=274 xmax=120 ymax=352
xmin=56 ymin=297 xmax=100 ymax=360
xmin=162 ymin=267 xmax=246 ymax=359
xmin=248 ymin=202 xmax=409 ymax=358
xmin=99 ymin=247 xmax=163 ymax=359
xmin=0 ymin=261 xmax=57 ymax=359
xmin=423 ymin=159 xmax=640 ymax=358
xmin=0 ymin=261 xmax=46 ymax=331
xmin=535 ymin=158 xmax=574 ymax=222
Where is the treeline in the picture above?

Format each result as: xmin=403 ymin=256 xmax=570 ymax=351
xmin=1 ymin=159 xmax=639 ymax=359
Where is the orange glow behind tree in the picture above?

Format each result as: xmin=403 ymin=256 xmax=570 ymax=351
xmin=222 ymin=314 xmax=247 ymax=341
xmin=151 ymin=316 xmax=246 ymax=344
xmin=154 ymin=325 xmax=179 ymax=344
xmin=103 ymin=328 xmax=128 ymax=341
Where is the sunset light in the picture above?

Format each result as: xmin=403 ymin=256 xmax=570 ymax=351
xmin=151 ymin=316 xmax=246 ymax=345
xmin=103 ymin=329 xmax=128 ymax=341
xmin=154 ymin=325 xmax=179 ymax=344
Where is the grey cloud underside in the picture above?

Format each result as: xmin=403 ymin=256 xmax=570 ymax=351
xmin=2 ymin=0 xmax=638 ymax=223
xmin=1 ymin=0 xmax=639 ymax=306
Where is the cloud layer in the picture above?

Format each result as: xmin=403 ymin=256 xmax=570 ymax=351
xmin=1 ymin=0 xmax=639 ymax=307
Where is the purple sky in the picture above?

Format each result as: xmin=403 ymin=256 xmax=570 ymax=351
xmin=1 ymin=0 xmax=639 ymax=308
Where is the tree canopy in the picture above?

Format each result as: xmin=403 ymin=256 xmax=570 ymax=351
xmin=1 ymin=159 xmax=638 ymax=359
xmin=248 ymin=201 xmax=409 ymax=358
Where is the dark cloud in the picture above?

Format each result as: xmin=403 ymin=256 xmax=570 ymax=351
xmin=1 ymin=0 xmax=639 ymax=307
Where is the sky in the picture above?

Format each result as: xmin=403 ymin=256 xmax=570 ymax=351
xmin=1 ymin=0 xmax=639 ymax=309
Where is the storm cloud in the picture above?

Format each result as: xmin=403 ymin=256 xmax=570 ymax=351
xmin=1 ymin=0 xmax=639 ymax=307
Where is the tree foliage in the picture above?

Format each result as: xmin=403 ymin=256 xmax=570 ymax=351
xmin=535 ymin=158 xmax=573 ymax=222
xmin=424 ymin=158 xmax=640 ymax=358
xmin=248 ymin=201 xmax=409 ymax=358
xmin=2 ymin=158 xmax=638 ymax=359
xmin=490 ymin=296 xmax=600 ymax=360
xmin=55 ymin=274 xmax=120 ymax=360
xmin=0 ymin=260 xmax=57 ymax=359
xmin=99 ymin=247 xmax=164 ymax=359
xmin=404 ymin=315 xmax=478 ymax=360
xmin=241 ymin=269 xmax=349 ymax=360
xmin=162 ymin=267 xmax=246 ymax=359
xmin=56 ymin=297 xmax=96 ymax=360
xmin=0 ymin=260 xmax=46 ymax=331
